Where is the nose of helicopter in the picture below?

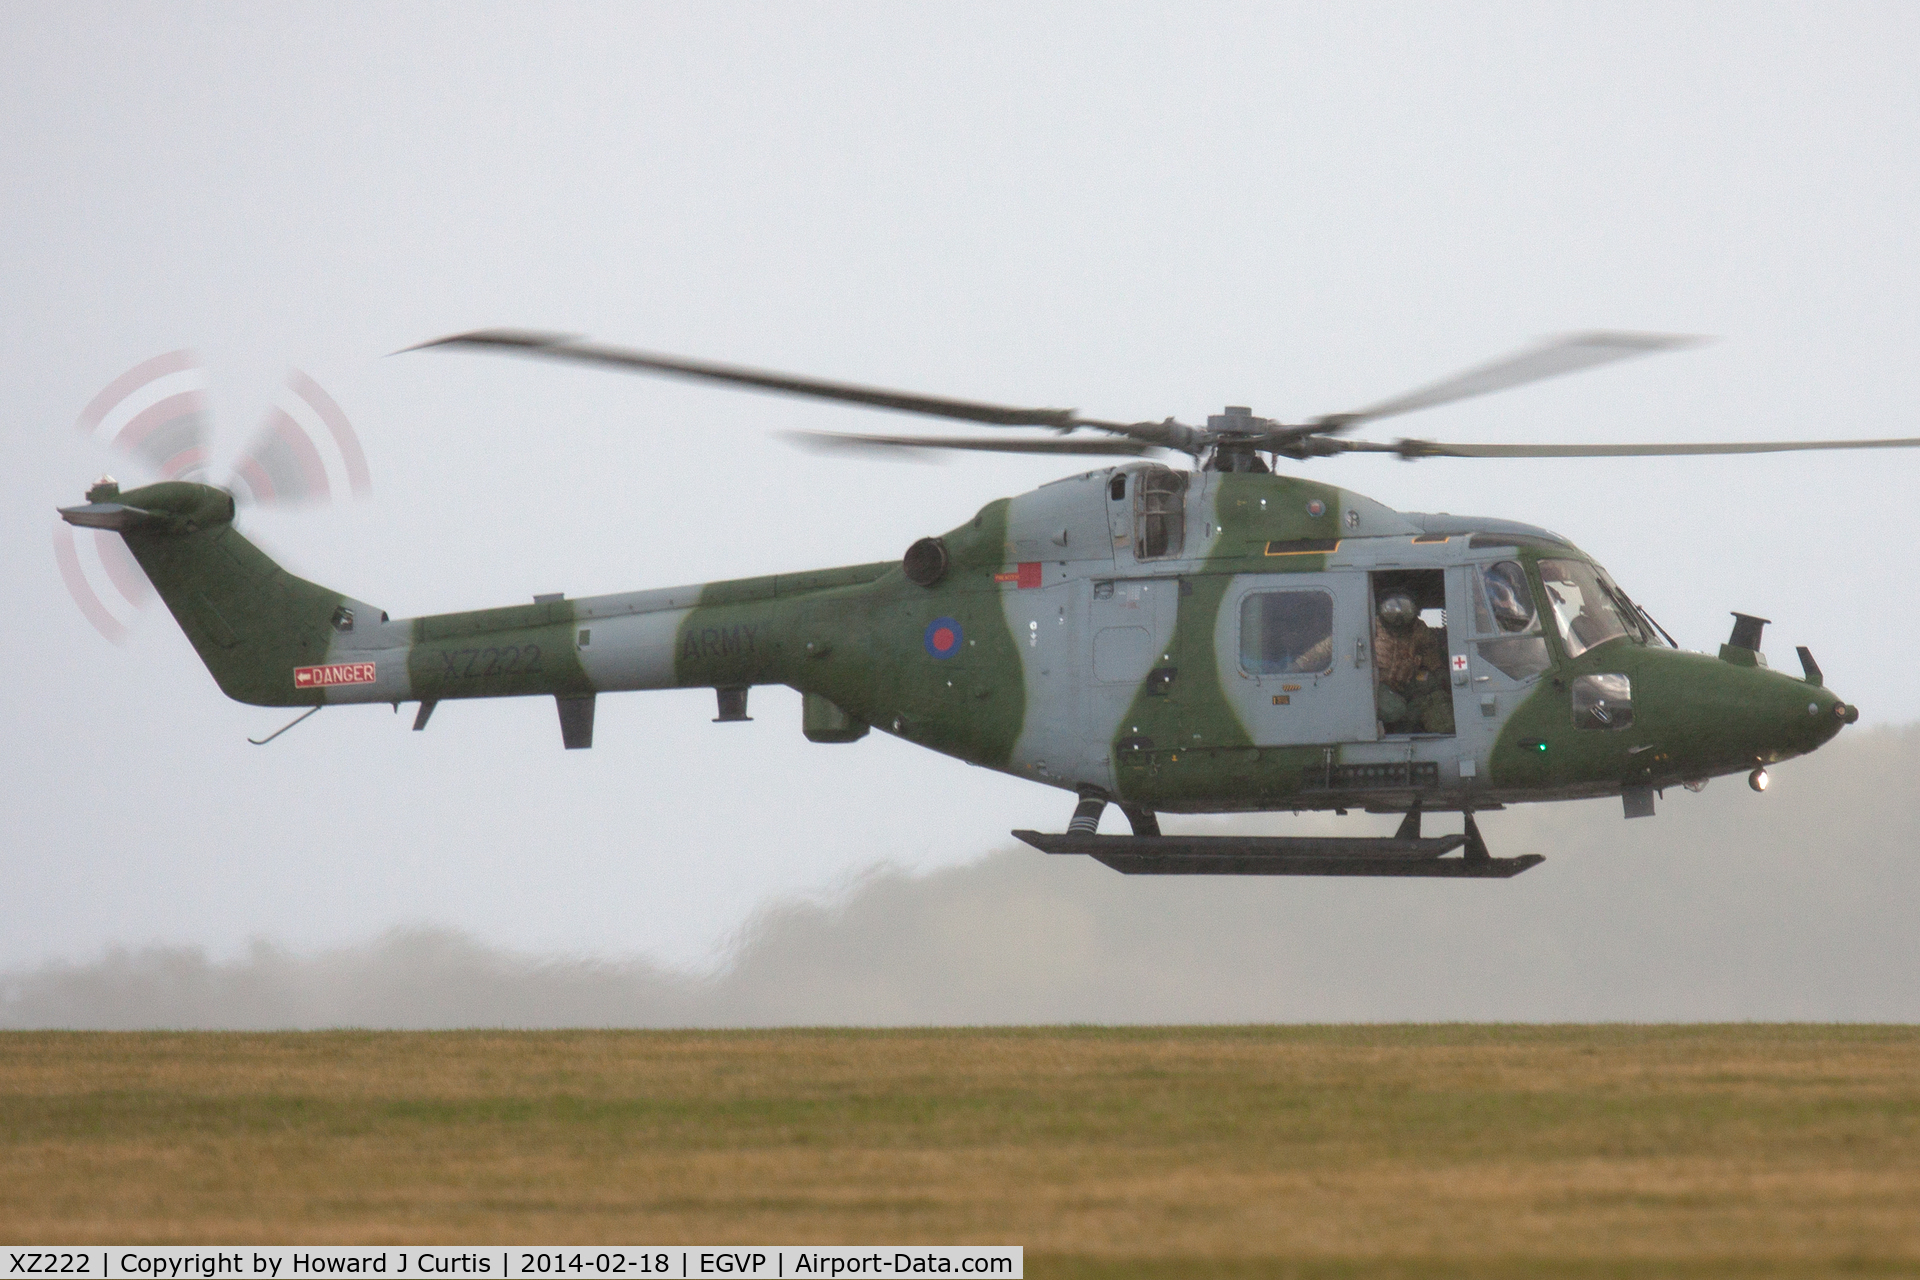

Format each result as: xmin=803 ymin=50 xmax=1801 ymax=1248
xmin=1648 ymin=650 xmax=1858 ymax=771
xmin=1802 ymin=686 xmax=1859 ymax=747
xmin=1749 ymin=668 xmax=1858 ymax=760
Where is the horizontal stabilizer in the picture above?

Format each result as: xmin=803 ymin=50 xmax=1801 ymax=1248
xmin=58 ymin=502 xmax=161 ymax=532
xmin=1013 ymin=831 xmax=1544 ymax=878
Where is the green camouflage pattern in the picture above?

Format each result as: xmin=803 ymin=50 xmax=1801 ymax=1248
xmin=86 ymin=466 xmax=1853 ymax=823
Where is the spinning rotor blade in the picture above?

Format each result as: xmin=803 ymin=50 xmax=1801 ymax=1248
xmin=410 ymin=327 xmax=1725 ymax=460
xmin=1306 ymin=331 xmax=1706 ymax=435
xmin=52 ymin=519 xmax=148 ymax=645
xmin=77 ymin=349 xmax=214 ymax=480
xmin=57 ymin=353 xmax=371 ymax=643
xmin=227 ymin=371 xmax=374 ymax=506
xmin=1360 ymin=434 xmax=1920 ymax=459
xmin=784 ymin=430 xmax=1163 ymax=458
xmin=409 ymin=329 xmax=1146 ymax=434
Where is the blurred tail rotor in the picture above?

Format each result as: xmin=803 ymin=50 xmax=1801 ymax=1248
xmin=51 ymin=501 xmax=153 ymax=645
xmin=56 ymin=351 xmax=372 ymax=643
xmin=229 ymin=370 xmax=373 ymax=506
xmin=75 ymin=348 xmax=213 ymax=480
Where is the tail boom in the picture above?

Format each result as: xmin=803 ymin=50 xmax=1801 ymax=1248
xmin=68 ymin=481 xmax=900 ymax=719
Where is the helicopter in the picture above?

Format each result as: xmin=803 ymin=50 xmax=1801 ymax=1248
xmin=60 ymin=331 xmax=1915 ymax=878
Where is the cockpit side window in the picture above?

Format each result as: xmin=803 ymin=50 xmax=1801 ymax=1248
xmin=1538 ymin=558 xmax=1641 ymax=659
xmin=1477 ymin=561 xmax=1538 ymax=635
xmin=1472 ymin=560 xmax=1551 ymax=681
xmin=1134 ymin=467 xmax=1187 ymax=560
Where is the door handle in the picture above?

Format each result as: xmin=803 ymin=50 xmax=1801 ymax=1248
xmin=1354 ymin=637 xmax=1367 ymax=668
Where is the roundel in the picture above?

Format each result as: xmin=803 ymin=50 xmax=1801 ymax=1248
xmin=924 ymin=616 xmax=963 ymax=659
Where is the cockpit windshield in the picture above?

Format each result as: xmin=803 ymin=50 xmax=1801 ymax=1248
xmin=1537 ymin=559 xmax=1648 ymax=658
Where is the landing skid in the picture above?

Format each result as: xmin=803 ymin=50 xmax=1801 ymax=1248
xmin=1014 ymin=827 xmax=1544 ymax=878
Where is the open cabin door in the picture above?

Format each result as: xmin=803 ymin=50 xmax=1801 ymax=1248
xmin=1220 ymin=570 xmax=1378 ymax=746
xmin=1368 ymin=567 xmax=1459 ymax=738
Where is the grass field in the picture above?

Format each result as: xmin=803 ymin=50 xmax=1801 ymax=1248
xmin=1 ymin=1027 xmax=1917 ymax=1277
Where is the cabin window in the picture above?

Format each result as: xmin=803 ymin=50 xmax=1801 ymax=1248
xmin=1133 ymin=467 xmax=1186 ymax=560
xmin=1109 ymin=474 xmax=1126 ymax=502
xmin=1539 ymin=559 xmax=1642 ymax=659
xmin=1240 ymin=590 xmax=1334 ymax=675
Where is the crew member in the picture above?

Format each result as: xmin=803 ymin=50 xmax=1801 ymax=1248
xmin=1374 ymin=592 xmax=1455 ymax=734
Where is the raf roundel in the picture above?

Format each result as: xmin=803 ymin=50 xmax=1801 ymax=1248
xmin=924 ymin=616 xmax=963 ymax=659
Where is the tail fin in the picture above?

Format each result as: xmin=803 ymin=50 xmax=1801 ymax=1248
xmin=60 ymin=480 xmax=370 ymax=706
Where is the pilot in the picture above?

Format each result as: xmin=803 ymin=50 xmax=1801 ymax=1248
xmin=1483 ymin=562 xmax=1533 ymax=633
xmin=1374 ymin=592 xmax=1455 ymax=734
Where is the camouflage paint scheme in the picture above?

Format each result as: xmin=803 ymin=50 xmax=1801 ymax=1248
xmin=93 ymin=464 xmax=1850 ymax=819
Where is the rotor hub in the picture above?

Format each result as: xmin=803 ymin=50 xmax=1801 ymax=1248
xmin=1206 ymin=406 xmax=1268 ymax=437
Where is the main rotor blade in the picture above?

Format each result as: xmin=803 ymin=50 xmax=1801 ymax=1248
xmin=1338 ymin=435 xmax=1920 ymax=459
xmin=407 ymin=329 xmax=1138 ymax=432
xmin=1316 ymin=331 xmax=1707 ymax=433
xmin=783 ymin=430 xmax=1162 ymax=458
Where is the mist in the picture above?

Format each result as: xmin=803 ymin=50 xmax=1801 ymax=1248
xmin=7 ymin=725 xmax=1917 ymax=1029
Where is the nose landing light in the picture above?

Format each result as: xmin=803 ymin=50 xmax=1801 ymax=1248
xmin=1749 ymin=767 xmax=1770 ymax=793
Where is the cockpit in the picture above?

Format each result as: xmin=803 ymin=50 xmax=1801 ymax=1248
xmin=1467 ymin=556 xmax=1665 ymax=681
xmin=1535 ymin=558 xmax=1659 ymax=658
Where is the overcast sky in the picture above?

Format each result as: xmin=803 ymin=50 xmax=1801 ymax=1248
xmin=4 ymin=5 xmax=1918 ymax=997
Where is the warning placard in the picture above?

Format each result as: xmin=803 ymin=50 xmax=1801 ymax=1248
xmin=293 ymin=662 xmax=377 ymax=689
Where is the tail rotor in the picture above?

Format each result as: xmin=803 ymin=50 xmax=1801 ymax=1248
xmin=55 ymin=350 xmax=373 ymax=642
xmin=229 ymin=369 xmax=373 ymax=507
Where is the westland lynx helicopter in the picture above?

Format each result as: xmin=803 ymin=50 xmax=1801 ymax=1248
xmin=62 ymin=332 xmax=1912 ymax=878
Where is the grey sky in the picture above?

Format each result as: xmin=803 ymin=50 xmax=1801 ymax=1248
xmin=4 ymin=5 xmax=1918 ymax=989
